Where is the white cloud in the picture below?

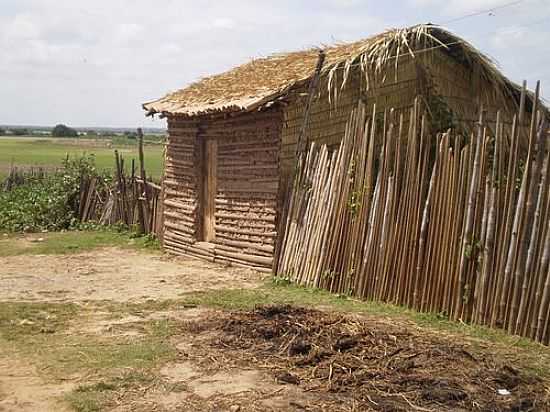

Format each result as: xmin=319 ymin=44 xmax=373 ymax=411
xmin=0 ymin=0 xmax=547 ymax=126
xmin=113 ymin=23 xmax=144 ymax=45
xmin=3 ymin=13 xmax=41 ymax=41
xmin=211 ymin=17 xmax=236 ymax=30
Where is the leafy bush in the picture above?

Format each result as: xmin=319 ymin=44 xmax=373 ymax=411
xmin=0 ymin=156 xmax=101 ymax=232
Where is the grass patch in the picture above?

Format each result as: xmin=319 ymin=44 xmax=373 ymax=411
xmin=0 ymin=302 xmax=79 ymax=342
xmin=0 ymin=230 xmax=160 ymax=257
xmin=66 ymin=370 xmax=155 ymax=412
xmin=56 ymin=334 xmax=174 ymax=410
xmin=0 ymin=300 xmax=174 ymax=379
xmin=0 ymin=136 xmax=164 ymax=179
xmin=53 ymin=339 xmax=175 ymax=372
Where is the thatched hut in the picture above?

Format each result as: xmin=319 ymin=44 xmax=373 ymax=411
xmin=143 ymin=24 xmax=530 ymax=272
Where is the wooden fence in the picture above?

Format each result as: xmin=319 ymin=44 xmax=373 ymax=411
xmin=78 ymin=168 xmax=163 ymax=237
xmin=78 ymin=132 xmax=164 ymax=237
xmin=277 ymin=86 xmax=550 ymax=344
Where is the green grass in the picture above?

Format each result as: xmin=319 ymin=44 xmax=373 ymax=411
xmin=0 ymin=303 xmax=174 ymax=412
xmin=0 ymin=230 xmax=160 ymax=257
xmin=66 ymin=371 xmax=155 ymax=412
xmin=55 ymin=338 xmax=175 ymax=372
xmin=0 ymin=301 xmax=79 ymax=342
xmin=0 ymin=136 xmax=164 ymax=179
xmin=0 ymin=300 xmax=175 ymax=391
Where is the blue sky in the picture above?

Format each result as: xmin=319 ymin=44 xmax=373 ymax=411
xmin=1 ymin=0 xmax=548 ymax=127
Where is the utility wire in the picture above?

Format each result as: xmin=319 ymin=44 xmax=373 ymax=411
xmin=326 ymin=15 xmax=548 ymax=73
xmin=440 ymin=0 xmax=527 ymax=24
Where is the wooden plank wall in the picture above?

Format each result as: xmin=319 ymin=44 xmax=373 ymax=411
xmin=207 ymin=111 xmax=282 ymax=271
xmin=162 ymin=110 xmax=282 ymax=272
xmin=162 ymin=118 xmax=202 ymax=256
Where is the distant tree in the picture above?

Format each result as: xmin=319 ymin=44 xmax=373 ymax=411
xmin=0 ymin=128 xmax=5 ymax=136
xmin=124 ymin=131 xmax=137 ymax=140
xmin=12 ymin=128 xmax=28 ymax=136
xmin=52 ymin=124 xmax=78 ymax=137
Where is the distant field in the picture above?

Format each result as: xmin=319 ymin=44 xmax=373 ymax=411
xmin=0 ymin=136 xmax=164 ymax=179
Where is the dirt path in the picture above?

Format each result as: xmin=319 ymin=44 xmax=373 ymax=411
xmin=0 ymin=247 xmax=263 ymax=302
xmin=0 ymin=245 xmax=268 ymax=411
xmin=0 ymin=354 xmax=74 ymax=412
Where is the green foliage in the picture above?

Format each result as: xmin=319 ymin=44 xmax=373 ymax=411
xmin=0 ymin=178 xmax=75 ymax=232
xmin=0 ymin=156 xmax=100 ymax=232
xmin=347 ymin=190 xmax=361 ymax=215
xmin=426 ymin=94 xmax=459 ymax=134
xmin=52 ymin=124 xmax=78 ymax=137
xmin=464 ymin=238 xmax=482 ymax=259
xmin=11 ymin=128 xmax=28 ymax=136
xmin=0 ymin=128 xmax=5 ymax=135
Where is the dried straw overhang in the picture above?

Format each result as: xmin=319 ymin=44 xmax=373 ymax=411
xmin=142 ymin=24 xmax=529 ymax=118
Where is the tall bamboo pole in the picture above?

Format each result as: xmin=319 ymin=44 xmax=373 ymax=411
xmin=509 ymin=82 xmax=541 ymax=333
xmin=455 ymin=109 xmax=485 ymax=320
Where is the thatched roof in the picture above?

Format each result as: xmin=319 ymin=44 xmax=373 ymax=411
xmin=143 ymin=24 xmax=522 ymax=117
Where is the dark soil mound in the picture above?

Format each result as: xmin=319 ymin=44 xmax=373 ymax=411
xmin=183 ymin=305 xmax=550 ymax=411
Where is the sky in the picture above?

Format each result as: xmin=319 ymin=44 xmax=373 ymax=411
xmin=1 ymin=0 xmax=549 ymax=128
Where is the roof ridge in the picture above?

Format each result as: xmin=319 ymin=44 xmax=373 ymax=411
xmin=143 ymin=24 xmax=521 ymax=117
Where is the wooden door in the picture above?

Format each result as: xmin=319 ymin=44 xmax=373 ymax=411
xmin=201 ymin=139 xmax=217 ymax=242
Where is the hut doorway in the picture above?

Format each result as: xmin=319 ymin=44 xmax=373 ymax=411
xmin=200 ymin=138 xmax=217 ymax=242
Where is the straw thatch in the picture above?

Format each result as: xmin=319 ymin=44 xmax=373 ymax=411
xmin=143 ymin=24 xmax=523 ymax=117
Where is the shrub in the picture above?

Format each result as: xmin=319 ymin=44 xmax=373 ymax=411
xmin=0 ymin=156 xmax=102 ymax=232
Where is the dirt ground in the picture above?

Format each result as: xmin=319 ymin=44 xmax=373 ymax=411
xmin=0 ymin=247 xmax=261 ymax=302
xmin=0 ymin=243 xmax=549 ymax=411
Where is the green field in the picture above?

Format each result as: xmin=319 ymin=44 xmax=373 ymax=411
xmin=0 ymin=136 xmax=164 ymax=179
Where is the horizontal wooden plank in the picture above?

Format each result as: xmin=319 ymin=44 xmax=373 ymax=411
xmin=215 ymin=224 xmax=277 ymax=238
xmin=213 ymin=247 xmax=273 ymax=267
xmin=215 ymin=212 xmax=276 ymax=223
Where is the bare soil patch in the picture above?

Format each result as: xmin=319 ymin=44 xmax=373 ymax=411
xmin=178 ymin=305 xmax=550 ymax=412
xmin=0 ymin=247 xmax=263 ymax=303
xmin=0 ymin=354 xmax=75 ymax=412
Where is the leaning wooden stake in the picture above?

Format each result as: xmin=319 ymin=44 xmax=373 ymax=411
xmin=455 ymin=109 xmax=484 ymax=320
xmin=477 ymin=113 xmax=500 ymax=325
xmin=137 ymin=128 xmax=147 ymax=234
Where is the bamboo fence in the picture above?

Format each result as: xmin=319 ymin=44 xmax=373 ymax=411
xmin=277 ymin=86 xmax=550 ymax=344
